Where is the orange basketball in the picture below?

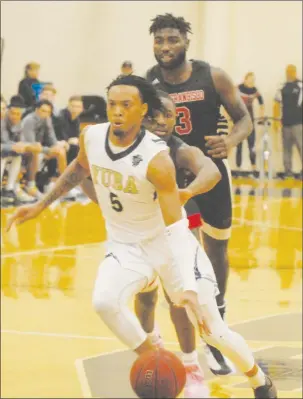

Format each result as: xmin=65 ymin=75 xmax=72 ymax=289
xmin=130 ymin=348 xmax=186 ymax=398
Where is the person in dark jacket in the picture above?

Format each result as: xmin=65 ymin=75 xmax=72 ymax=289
xmin=18 ymin=62 xmax=40 ymax=108
xmin=57 ymin=96 xmax=83 ymax=164
xmin=273 ymin=64 xmax=302 ymax=178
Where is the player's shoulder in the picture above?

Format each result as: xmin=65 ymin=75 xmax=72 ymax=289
xmin=145 ymin=65 xmax=161 ymax=84
xmin=167 ymin=135 xmax=187 ymax=151
xmin=192 ymin=59 xmax=211 ymax=70
xmin=144 ymin=129 xmax=168 ymax=149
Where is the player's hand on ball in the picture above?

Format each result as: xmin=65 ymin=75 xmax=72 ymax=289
xmin=179 ymin=188 xmax=192 ymax=205
xmin=6 ymin=203 xmax=44 ymax=232
xmin=179 ymin=290 xmax=211 ymax=336
xmin=205 ymin=135 xmax=231 ymax=158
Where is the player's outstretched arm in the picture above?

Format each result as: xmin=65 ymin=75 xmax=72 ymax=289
xmin=176 ymin=145 xmax=221 ymax=203
xmin=205 ymin=68 xmax=253 ymax=158
xmin=80 ymin=176 xmax=98 ymax=204
xmin=6 ymin=159 xmax=90 ymax=231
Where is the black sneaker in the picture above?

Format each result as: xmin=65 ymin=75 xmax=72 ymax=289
xmin=254 ymin=376 xmax=278 ymax=398
xmin=204 ymin=344 xmax=235 ymax=375
xmin=1 ymin=189 xmax=17 ymax=205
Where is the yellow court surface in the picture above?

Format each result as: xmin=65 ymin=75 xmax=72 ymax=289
xmin=1 ymin=179 xmax=302 ymax=398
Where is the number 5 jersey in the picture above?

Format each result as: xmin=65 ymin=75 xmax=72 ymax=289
xmin=78 ymin=122 xmax=172 ymax=243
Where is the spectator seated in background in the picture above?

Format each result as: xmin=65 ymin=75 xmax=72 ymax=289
xmin=56 ymin=95 xmax=83 ymax=164
xmin=39 ymin=84 xmax=59 ymax=115
xmin=21 ymin=99 xmax=68 ymax=196
xmin=22 ymin=84 xmax=62 ymax=142
xmin=1 ymin=95 xmax=41 ymax=205
xmin=79 ymin=95 xmax=107 ymax=124
xmin=18 ymin=62 xmax=40 ymax=108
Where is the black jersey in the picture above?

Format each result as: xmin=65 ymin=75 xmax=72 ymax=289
xmin=275 ymin=80 xmax=303 ymax=126
xmin=146 ymin=60 xmax=222 ymax=155
xmin=238 ymin=84 xmax=263 ymax=119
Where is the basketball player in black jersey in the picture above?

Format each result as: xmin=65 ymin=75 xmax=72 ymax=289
xmin=145 ymin=13 xmax=254 ymax=376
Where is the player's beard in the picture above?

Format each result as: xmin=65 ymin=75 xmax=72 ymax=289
xmin=112 ymin=129 xmax=126 ymax=138
xmin=155 ymin=49 xmax=186 ymax=70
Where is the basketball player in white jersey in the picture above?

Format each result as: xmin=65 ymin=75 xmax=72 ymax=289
xmin=7 ymin=75 xmax=277 ymax=399
xmin=80 ymin=89 xmax=221 ymax=397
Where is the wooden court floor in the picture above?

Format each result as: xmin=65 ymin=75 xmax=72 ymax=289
xmin=1 ymin=179 xmax=302 ymax=398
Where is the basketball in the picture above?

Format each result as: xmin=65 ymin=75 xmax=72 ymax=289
xmin=130 ymin=348 xmax=186 ymax=398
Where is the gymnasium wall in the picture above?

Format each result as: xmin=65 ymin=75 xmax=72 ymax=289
xmin=1 ymin=1 xmax=302 ymax=170
xmin=1 ymin=1 xmax=202 ymax=106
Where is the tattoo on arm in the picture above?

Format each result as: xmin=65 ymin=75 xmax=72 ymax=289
xmin=40 ymin=161 xmax=88 ymax=208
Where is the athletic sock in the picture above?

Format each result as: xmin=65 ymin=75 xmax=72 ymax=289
xmin=246 ymin=364 xmax=267 ymax=388
xmin=182 ymin=350 xmax=199 ymax=365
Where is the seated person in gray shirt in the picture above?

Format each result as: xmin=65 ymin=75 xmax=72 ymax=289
xmin=21 ymin=99 xmax=67 ymax=197
xmin=1 ymin=95 xmax=41 ymax=204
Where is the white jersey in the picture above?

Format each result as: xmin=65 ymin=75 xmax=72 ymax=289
xmin=83 ymin=122 xmax=170 ymax=243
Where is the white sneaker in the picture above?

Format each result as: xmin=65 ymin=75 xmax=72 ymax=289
xmin=61 ymin=187 xmax=79 ymax=201
xmin=15 ymin=188 xmax=36 ymax=203
xmin=183 ymin=363 xmax=210 ymax=398
xmin=24 ymin=185 xmax=43 ymax=199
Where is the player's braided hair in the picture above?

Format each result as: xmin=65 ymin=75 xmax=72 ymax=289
xmin=107 ymin=75 xmax=163 ymax=118
xmin=149 ymin=13 xmax=192 ymax=35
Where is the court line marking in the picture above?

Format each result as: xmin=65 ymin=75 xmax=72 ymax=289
xmin=73 ymin=311 xmax=302 ymax=398
xmin=75 ymin=358 xmax=93 ymax=399
xmin=2 ymin=311 xmax=301 ymax=343
xmin=232 ymin=217 xmax=301 ymax=232
xmin=2 ymin=215 xmax=301 ymax=261
xmin=75 ymin=345 xmax=278 ymax=399
xmin=232 ymin=196 xmax=301 ymax=209
xmin=1 ymin=243 xmax=104 ymax=258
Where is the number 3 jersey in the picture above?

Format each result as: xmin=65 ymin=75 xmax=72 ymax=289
xmin=81 ymin=122 xmax=170 ymax=243
xmin=146 ymin=60 xmax=222 ymax=155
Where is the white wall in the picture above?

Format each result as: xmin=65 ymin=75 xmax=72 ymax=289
xmin=1 ymin=2 xmax=95 ymax=106
xmin=3 ymin=1 xmax=301 ymax=107
xmin=1 ymin=1 xmax=202 ymax=106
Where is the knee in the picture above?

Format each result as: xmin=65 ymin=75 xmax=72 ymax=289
xmin=92 ymin=290 xmax=120 ymax=316
xmin=136 ymin=288 xmax=158 ymax=308
xmin=202 ymin=321 xmax=229 ymax=348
